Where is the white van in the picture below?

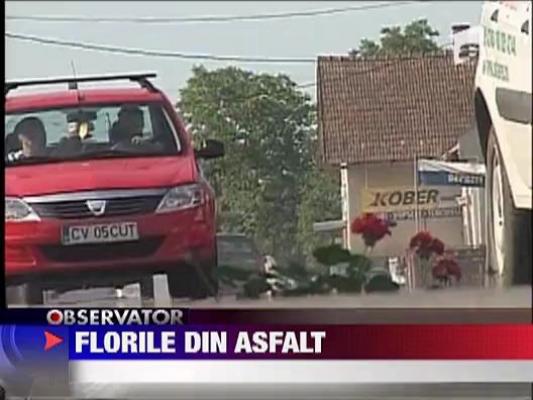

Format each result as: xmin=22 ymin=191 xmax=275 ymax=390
xmin=474 ymin=1 xmax=531 ymax=285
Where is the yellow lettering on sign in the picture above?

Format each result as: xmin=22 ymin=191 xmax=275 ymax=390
xmin=361 ymin=187 xmax=444 ymax=212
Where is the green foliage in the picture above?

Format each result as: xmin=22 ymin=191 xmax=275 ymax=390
xmin=328 ymin=275 xmax=364 ymax=293
xmin=215 ymin=246 xmax=398 ymax=298
xmin=241 ymin=275 xmax=270 ymax=299
xmin=365 ymin=274 xmax=400 ymax=293
xmin=346 ymin=253 xmax=372 ymax=274
xmin=312 ymin=245 xmax=372 ymax=294
xmin=214 ymin=265 xmax=256 ymax=287
xmin=312 ymin=244 xmax=352 ymax=266
xmin=351 ymin=19 xmax=440 ymax=57
xmin=179 ymin=66 xmax=338 ymax=263
xmin=296 ymin=168 xmax=342 ymax=262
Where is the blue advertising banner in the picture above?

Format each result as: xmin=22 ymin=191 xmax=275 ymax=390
xmin=417 ymin=160 xmax=485 ymax=188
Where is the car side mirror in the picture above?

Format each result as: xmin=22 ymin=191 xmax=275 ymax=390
xmin=195 ymin=139 xmax=225 ymax=159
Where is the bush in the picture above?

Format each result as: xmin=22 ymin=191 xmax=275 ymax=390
xmin=312 ymin=244 xmax=352 ymax=266
xmin=365 ymin=274 xmax=400 ymax=293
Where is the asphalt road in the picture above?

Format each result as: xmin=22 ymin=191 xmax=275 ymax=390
xmin=69 ymin=383 xmax=533 ymax=399
xmin=8 ymin=383 xmax=533 ymax=400
xmin=7 ymin=275 xmax=532 ymax=310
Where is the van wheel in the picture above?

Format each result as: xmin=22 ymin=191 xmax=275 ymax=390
xmin=485 ymin=127 xmax=532 ymax=286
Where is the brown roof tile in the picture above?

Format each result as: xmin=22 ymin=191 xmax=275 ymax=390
xmin=317 ymin=52 xmax=477 ymax=165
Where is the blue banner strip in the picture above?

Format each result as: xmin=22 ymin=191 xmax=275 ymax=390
xmin=418 ymin=171 xmax=485 ymax=187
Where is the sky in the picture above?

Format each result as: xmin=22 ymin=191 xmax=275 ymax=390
xmin=5 ymin=1 xmax=483 ymax=101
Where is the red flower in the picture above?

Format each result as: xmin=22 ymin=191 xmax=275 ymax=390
xmin=445 ymin=259 xmax=462 ymax=281
xmin=409 ymin=231 xmax=432 ymax=249
xmin=432 ymin=257 xmax=462 ymax=282
xmin=409 ymin=231 xmax=446 ymax=260
xmin=350 ymin=214 xmax=368 ymax=234
xmin=351 ymin=213 xmax=392 ymax=248
xmin=432 ymin=261 xmax=448 ymax=280
xmin=430 ymin=238 xmax=445 ymax=255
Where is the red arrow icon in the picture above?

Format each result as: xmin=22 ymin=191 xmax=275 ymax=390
xmin=44 ymin=330 xmax=63 ymax=351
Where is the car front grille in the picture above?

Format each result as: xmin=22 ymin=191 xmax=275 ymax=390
xmin=31 ymin=195 xmax=163 ymax=220
xmin=40 ymin=237 xmax=163 ymax=263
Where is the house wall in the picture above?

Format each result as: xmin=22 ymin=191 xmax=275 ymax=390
xmin=344 ymin=161 xmax=466 ymax=257
xmin=458 ymin=125 xmax=486 ymax=246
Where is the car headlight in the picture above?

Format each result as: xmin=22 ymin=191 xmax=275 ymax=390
xmin=156 ymin=184 xmax=204 ymax=214
xmin=5 ymin=197 xmax=41 ymax=222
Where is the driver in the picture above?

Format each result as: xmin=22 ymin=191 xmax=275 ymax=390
xmin=109 ymin=105 xmax=147 ymax=146
xmin=6 ymin=117 xmax=47 ymax=162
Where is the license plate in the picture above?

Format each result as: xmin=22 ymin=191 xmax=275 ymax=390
xmin=61 ymin=222 xmax=139 ymax=245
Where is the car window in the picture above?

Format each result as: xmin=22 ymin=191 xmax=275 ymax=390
xmin=5 ymin=102 xmax=180 ymax=165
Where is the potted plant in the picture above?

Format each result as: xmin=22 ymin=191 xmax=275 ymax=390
xmin=408 ymin=231 xmax=445 ymax=287
xmin=432 ymin=252 xmax=462 ymax=288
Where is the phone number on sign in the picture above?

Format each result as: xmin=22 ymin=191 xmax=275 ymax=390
xmin=387 ymin=206 xmax=462 ymax=221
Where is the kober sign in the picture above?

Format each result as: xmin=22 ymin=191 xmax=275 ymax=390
xmin=361 ymin=186 xmax=459 ymax=212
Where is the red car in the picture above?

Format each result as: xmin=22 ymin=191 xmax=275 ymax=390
xmin=4 ymin=73 xmax=224 ymax=304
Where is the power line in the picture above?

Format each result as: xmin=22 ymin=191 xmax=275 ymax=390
xmin=5 ymin=32 xmax=316 ymax=64
xmin=5 ymin=31 xmax=453 ymax=86
xmin=5 ymin=31 xmax=451 ymax=68
xmin=6 ymin=2 xmax=419 ymax=24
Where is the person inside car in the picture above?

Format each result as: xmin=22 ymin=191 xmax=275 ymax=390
xmin=6 ymin=117 xmax=47 ymax=162
xmin=52 ymin=122 xmax=83 ymax=157
xmin=53 ymin=109 xmax=100 ymax=157
xmin=5 ymin=131 xmax=21 ymax=156
xmin=109 ymin=105 xmax=147 ymax=146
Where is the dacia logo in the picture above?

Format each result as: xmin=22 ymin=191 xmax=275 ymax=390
xmin=86 ymin=200 xmax=107 ymax=216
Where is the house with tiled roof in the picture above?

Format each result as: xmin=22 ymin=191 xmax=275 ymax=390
xmin=317 ymin=51 xmax=478 ymax=257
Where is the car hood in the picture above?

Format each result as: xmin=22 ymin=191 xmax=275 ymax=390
xmin=6 ymin=156 xmax=197 ymax=197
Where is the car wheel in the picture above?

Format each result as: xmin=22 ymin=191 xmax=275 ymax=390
xmin=485 ymin=127 xmax=532 ymax=286
xmin=140 ymin=276 xmax=155 ymax=299
xmin=22 ymin=283 xmax=44 ymax=305
xmin=168 ymin=260 xmax=218 ymax=300
xmin=189 ymin=260 xmax=219 ymax=300
xmin=167 ymin=272 xmax=186 ymax=299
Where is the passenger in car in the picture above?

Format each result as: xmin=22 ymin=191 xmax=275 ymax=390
xmin=109 ymin=105 xmax=147 ymax=146
xmin=52 ymin=121 xmax=84 ymax=157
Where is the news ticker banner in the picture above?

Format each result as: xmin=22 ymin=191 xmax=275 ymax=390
xmin=1 ymin=317 xmax=532 ymax=363
xmin=1 ymin=309 xmax=533 ymax=390
xmin=2 ymin=307 xmax=532 ymax=325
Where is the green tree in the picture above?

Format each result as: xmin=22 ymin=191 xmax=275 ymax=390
xmin=179 ymin=66 xmax=338 ymax=263
xmin=350 ymin=19 xmax=440 ymax=57
xmin=296 ymin=166 xmax=341 ymax=265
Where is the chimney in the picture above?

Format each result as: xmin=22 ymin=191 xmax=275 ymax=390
xmin=451 ymin=23 xmax=480 ymax=65
xmin=452 ymin=23 xmax=471 ymax=35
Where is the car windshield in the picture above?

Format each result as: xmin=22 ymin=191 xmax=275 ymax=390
xmin=4 ymin=102 xmax=180 ymax=166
